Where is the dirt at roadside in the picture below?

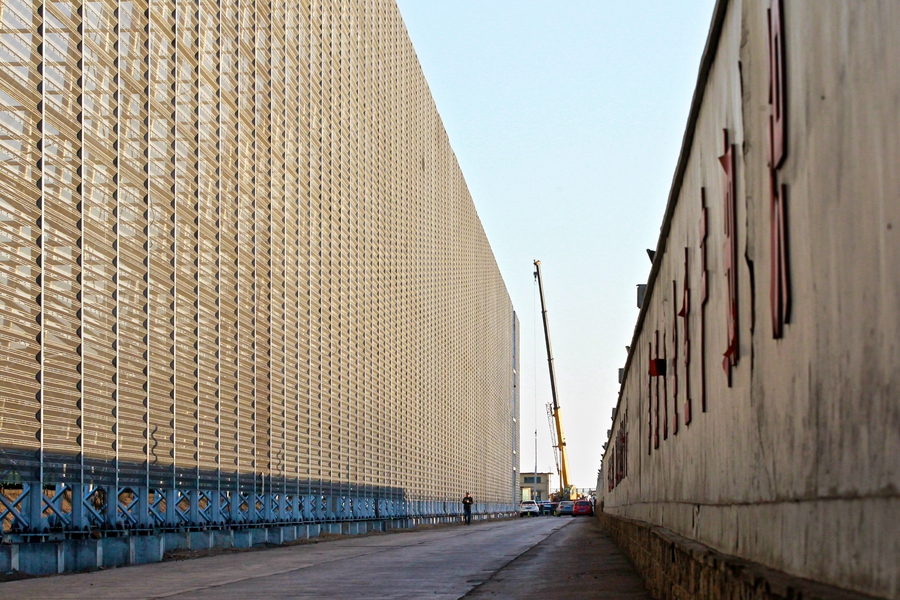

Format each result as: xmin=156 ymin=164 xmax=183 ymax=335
xmin=0 ymin=569 xmax=37 ymax=584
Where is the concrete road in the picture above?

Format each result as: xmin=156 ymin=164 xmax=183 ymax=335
xmin=1 ymin=517 xmax=649 ymax=599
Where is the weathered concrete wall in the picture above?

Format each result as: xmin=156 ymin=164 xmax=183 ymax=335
xmin=600 ymin=1 xmax=900 ymax=598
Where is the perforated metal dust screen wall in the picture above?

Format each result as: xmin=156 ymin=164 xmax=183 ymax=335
xmin=0 ymin=0 xmax=518 ymax=532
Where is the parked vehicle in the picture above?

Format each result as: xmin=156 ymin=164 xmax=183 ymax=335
xmin=519 ymin=500 xmax=540 ymax=517
xmin=539 ymin=501 xmax=556 ymax=515
xmin=573 ymin=500 xmax=594 ymax=516
xmin=555 ymin=500 xmax=575 ymax=516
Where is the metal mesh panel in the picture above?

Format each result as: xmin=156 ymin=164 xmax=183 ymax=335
xmin=236 ymin=0 xmax=255 ymax=490
xmin=0 ymin=0 xmax=43 ymax=480
xmin=81 ymin=0 xmax=118 ymax=484
xmin=116 ymin=0 xmax=150 ymax=487
xmin=197 ymin=0 xmax=220 ymax=488
xmin=146 ymin=0 xmax=176 ymax=489
xmin=173 ymin=0 xmax=199 ymax=487
xmin=39 ymin=0 xmax=82 ymax=481
xmin=218 ymin=0 xmax=240 ymax=491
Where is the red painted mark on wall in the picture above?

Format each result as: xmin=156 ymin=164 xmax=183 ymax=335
xmin=768 ymin=0 xmax=790 ymax=338
xmin=610 ymin=410 xmax=627 ymax=491
xmin=719 ymin=130 xmax=739 ymax=386
xmin=622 ymin=411 xmax=627 ymax=479
xmin=769 ymin=174 xmax=790 ymax=338
xmin=648 ymin=341 xmax=653 ymax=455
xmin=698 ymin=190 xmax=708 ymax=412
xmin=678 ymin=248 xmax=692 ymax=425
xmin=614 ymin=410 xmax=627 ymax=487
xmin=654 ymin=330 xmax=660 ymax=449
xmin=647 ymin=336 xmax=669 ymax=451
xmin=671 ymin=280 xmax=679 ymax=435
xmin=608 ymin=456 xmax=615 ymax=491
xmin=663 ymin=330 xmax=669 ymax=440
xmin=768 ymin=0 xmax=786 ymax=169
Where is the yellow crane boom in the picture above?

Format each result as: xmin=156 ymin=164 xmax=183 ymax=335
xmin=533 ymin=260 xmax=575 ymax=500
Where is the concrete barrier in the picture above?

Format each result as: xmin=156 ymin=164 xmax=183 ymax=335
xmin=0 ymin=545 xmax=10 ymax=573
xmin=63 ymin=539 xmax=101 ymax=573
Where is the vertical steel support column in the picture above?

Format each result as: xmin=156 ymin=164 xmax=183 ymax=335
xmin=136 ymin=487 xmax=151 ymax=528
xmin=71 ymin=484 xmax=86 ymax=530
xmin=24 ymin=483 xmax=42 ymax=532
xmin=103 ymin=485 xmax=117 ymax=528
xmin=276 ymin=493 xmax=283 ymax=522
xmin=263 ymin=492 xmax=274 ymax=522
xmin=300 ymin=495 xmax=316 ymax=521
xmin=230 ymin=491 xmax=242 ymax=523
xmin=165 ymin=488 xmax=178 ymax=525
xmin=189 ymin=490 xmax=200 ymax=525
xmin=210 ymin=491 xmax=221 ymax=524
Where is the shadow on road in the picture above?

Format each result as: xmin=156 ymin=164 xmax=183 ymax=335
xmin=464 ymin=517 xmax=651 ymax=599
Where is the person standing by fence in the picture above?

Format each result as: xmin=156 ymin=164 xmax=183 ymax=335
xmin=462 ymin=492 xmax=474 ymax=525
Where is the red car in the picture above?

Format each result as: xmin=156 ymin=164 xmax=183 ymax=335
xmin=572 ymin=500 xmax=594 ymax=516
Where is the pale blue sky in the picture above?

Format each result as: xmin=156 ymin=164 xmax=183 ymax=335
xmin=396 ymin=0 xmax=718 ymax=489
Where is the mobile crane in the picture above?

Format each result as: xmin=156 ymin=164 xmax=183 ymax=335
xmin=533 ymin=260 xmax=577 ymax=501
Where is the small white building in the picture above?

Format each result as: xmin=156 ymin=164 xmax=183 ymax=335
xmin=519 ymin=472 xmax=553 ymax=502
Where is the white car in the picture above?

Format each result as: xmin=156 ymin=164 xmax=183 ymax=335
xmin=518 ymin=500 xmax=540 ymax=517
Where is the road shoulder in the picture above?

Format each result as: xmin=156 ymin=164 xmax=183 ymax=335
xmin=464 ymin=516 xmax=651 ymax=599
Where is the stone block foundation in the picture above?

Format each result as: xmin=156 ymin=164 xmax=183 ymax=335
xmin=596 ymin=512 xmax=881 ymax=600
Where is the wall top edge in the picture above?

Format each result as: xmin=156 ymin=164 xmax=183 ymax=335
xmin=605 ymin=0 xmax=731 ymax=450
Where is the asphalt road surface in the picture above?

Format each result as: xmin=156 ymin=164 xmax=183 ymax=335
xmin=1 ymin=517 xmax=650 ymax=599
